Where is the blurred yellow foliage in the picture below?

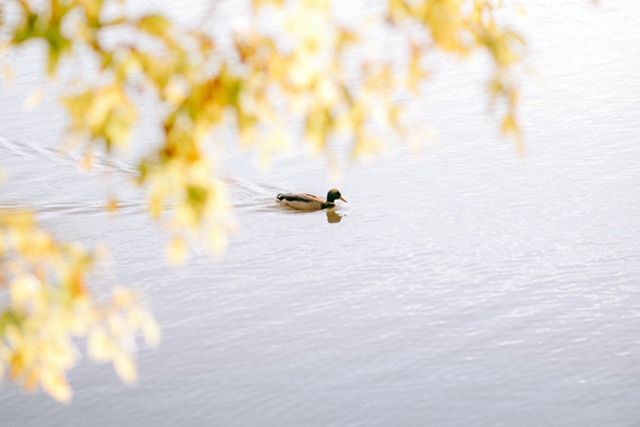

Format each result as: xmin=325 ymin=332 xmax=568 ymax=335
xmin=0 ymin=211 xmax=159 ymax=402
xmin=1 ymin=0 xmax=527 ymax=402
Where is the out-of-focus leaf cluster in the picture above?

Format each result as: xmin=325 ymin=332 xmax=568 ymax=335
xmin=3 ymin=0 xmax=525 ymax=256
xmin=387 ymin=0 xmax=525 ymax=149
xmin=0 ymin=211 xmax=159 ymax=403
xmin=0 ymin=0 xmax=526 ymax=401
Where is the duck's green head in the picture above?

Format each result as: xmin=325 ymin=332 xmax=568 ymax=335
xmin=327 ymin=189 xmax=348 ymax=203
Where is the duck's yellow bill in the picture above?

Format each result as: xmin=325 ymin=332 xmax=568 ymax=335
xmin=339 ymin=196 xmax=348 ymax=203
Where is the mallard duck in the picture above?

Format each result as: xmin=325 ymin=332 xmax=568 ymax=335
xmin=276 ymin=188 xmax=348 ymax=211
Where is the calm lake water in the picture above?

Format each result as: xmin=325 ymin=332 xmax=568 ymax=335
xmin=1 ymin=1 xmax=640 ymax=426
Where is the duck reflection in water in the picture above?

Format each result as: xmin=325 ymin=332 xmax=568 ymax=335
xmin=326 ymin=209 xmax=343 ymax=223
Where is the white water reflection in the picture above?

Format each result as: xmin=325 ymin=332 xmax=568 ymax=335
xmin=1 ymin=1 xmax=640 ymax=427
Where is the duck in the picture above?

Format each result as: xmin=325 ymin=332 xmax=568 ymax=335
xmin=276 ymin=188 xmax=348 ymax=211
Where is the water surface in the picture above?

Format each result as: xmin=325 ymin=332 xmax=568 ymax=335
xmin=1 ymin=1 xmax=639 ymax=426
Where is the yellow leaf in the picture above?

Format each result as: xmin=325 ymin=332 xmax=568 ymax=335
xmin=24 ymin=90 xmax=43 ymax=110
xmin=112 ymin=350 xmax=137 ymax=384
xmin=137 ymin=15 xmax=173 ymax=38
xmin=80 ymin=152 xmax=93 ymax=170
xmin=252 ymin=0 xmax=284 ymax=10
xmin=5 ymin=324 xmax=22 ymax=348
xmin=500 ymin=114 xmax=517 ymax=135
xmin=106 ymin=197 xmax=119 ymax=213
xmin=148 ymin=191 xmax=164 ymax=219
xmin=164 ymin=78 xmax=187 ymax=105
xmin=24 ymin=369 xmax=39 ymax=390
xmin=86 ymin=87 xmax=119 ymax=132
xmin=316 ymin=80 xmax=339 ymax=105
xmin=209 ymin=225 xmax=227 ymax=255
xmin=166 ymin=237 xmax=188 ymax=266
xmin=41 ymin=371 xmax=72 ymax=404
xmin=88 ymin=328 xmax=112 ymax=362
xmin=112 ymin=287 xmax=134 ymax=307
xmin=1 ymin=63 xmax=14 ymax=82
xmin=141 ymin=316 xmax=161 ymax=347
xmin=10 ymin=274 xmax=41 ymax=309
xmin=387 ymin=0 xmax=407 ymax=22
xmin=52 ymin=341 xmax=77 ymax=370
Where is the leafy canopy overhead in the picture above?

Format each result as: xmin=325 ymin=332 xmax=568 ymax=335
xmin=0 ymin=0 xmax=524 ymax=402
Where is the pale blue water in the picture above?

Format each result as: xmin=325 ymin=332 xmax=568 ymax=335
xmin=1 ymin=1 xmax=640 ymax=426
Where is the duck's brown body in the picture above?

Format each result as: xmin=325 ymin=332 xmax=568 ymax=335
xmin=276 ymin=189 xmax=347 ymax=211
